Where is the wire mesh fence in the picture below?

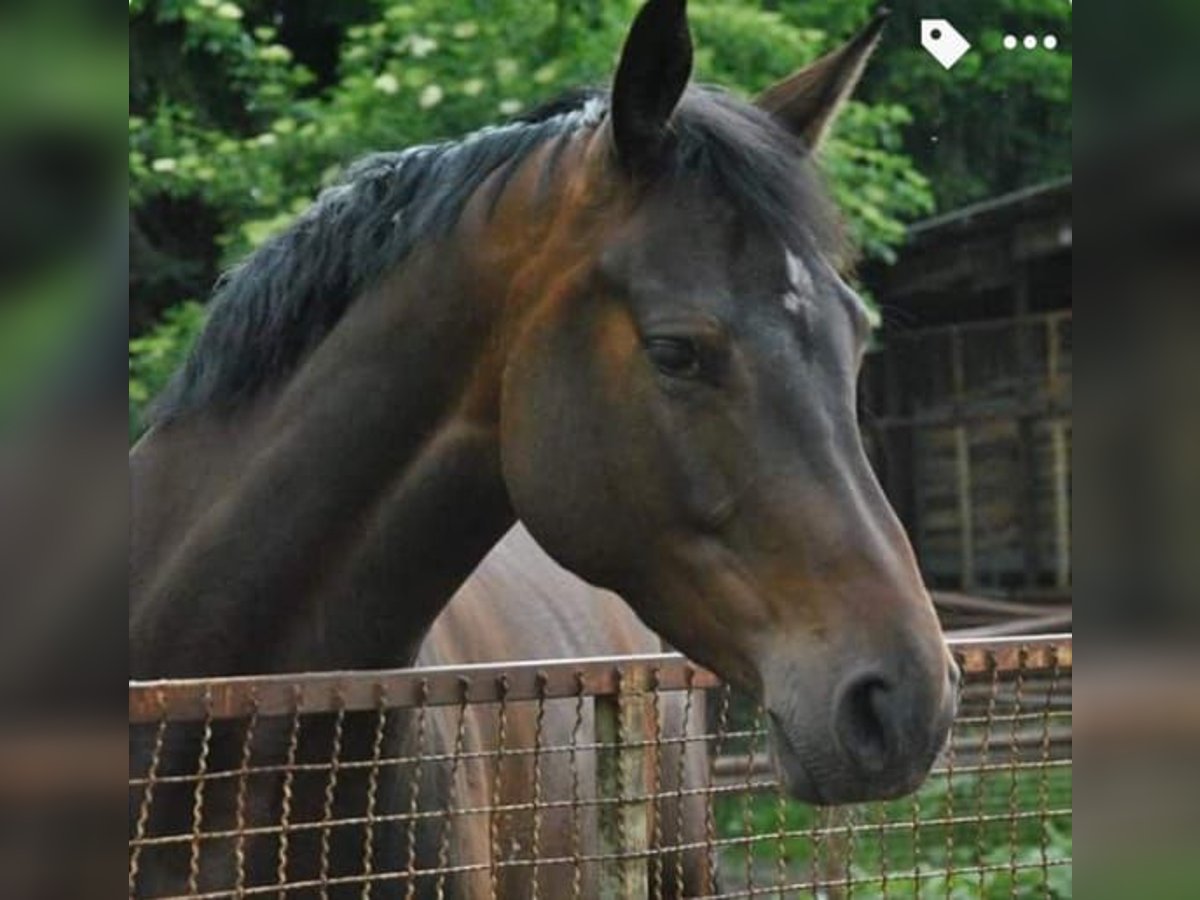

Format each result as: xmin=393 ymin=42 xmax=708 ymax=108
xmin=129 ymin=635 xmax=1071 ymax=899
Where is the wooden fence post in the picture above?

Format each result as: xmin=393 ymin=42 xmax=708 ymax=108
xmin=595 ymin=668 xmax=649 ymax=900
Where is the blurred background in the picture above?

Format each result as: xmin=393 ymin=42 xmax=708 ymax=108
xmin=0 ymin=2 xmax=125 ymax=894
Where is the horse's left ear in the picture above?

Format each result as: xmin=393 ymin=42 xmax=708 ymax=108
xmin=755 ymin=10 xmax=889 ymax=153
xmin=611 ymin=0 xmax=694 ymax=175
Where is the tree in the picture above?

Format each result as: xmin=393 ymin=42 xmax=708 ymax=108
xmin=776 ymin=0 xmax=1072 ymax=209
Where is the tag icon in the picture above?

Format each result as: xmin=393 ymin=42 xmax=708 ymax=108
xmin=920 ymin=19 xmax=971 ymax=70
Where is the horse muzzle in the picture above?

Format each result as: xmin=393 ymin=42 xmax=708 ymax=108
xmin=764 ymin=648 xmax=959 ymax=805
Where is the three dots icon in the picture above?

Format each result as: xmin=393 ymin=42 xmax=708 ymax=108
xmin=1004 ymin=34 xmax=1059 ymax=51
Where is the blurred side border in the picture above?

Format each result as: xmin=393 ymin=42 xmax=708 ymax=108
xmin=0 ymin=1 xmax=126 ymax=898
xmin=1077 ymin=0 xmax=1200 ymax=896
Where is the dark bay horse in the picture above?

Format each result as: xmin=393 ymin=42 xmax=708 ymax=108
xmin=132 ymin=0 xmax=957 ymax=892
xmin=411 ymin=524 xmax=711 ymax=898
xmin=132 ymin=525 xmax=710 ymax=897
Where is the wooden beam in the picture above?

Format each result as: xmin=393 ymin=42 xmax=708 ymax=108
xmin=595 ymin=671 xmax=649 ymax=900
xmin=951 ymin=327 xmax=975 ymax=589
xmin=1051 ymin=419 xmax=1071 ymax=588
xmin=1013 ymin=261 xmax=1040 ymax=588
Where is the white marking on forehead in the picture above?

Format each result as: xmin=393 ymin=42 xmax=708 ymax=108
xmin=782 ymin=251 xmax=815 ymax=316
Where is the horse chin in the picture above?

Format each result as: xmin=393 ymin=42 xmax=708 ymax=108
xmin=766 ymin=712 xmax=832 ymax=805
xmin=767 ymin=711 xmax=931 ymax=806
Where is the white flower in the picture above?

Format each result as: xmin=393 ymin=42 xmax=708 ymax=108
xmin=151 ymin=158 xmax=177 ymax=173
xmin=495 ymin=58 xmax=519 ymax=79
xmin=461 ymin=78 xmax=485 ymax=97
xmin=419 ymin=84 xmax=444 ymax=109
xmin=452 ymin=21 xmax=479 ymax=39
xmin=259 ymin=44 xmax=292 ymax=64
xmin=498 ymin=99 xmax=522 ymax=116
xmin=215 ymin=2 xmax=243 ymax=20
xmin=373 ymin=73 xmax=400 ymax=95
xmin=409 ymin=35 xmax=438 ymax=58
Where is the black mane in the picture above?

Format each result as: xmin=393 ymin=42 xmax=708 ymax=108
xmin=152 ymin=87 xmax=841 ymax=423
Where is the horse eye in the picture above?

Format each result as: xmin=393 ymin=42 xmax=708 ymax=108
xmin=645 ymin=337 xmax=702 ymax=379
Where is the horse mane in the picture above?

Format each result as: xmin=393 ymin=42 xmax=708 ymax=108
xmin=151 ymin=87 xmax=842 ymax=423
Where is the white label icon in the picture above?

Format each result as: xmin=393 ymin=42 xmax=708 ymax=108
xmin=920 ymin=19 xmax=971 ymax=70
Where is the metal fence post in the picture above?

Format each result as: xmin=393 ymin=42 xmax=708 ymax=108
xmin=595 ymin=667 xmax=649 ymax=900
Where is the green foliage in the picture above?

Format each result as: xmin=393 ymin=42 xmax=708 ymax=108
xmin=825 ymin=102 xmax=933 ymax=263
xmin=715 ymin=766 xmax=1073 ymax=897
xmin=130 ymin=1 xmax=932 ymax=262
xmin=128 ymin=301 xmax=207 ymax=438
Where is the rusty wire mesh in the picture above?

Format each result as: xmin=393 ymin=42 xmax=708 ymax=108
xmin=129 ymin=635 xmax=1071 ymax=899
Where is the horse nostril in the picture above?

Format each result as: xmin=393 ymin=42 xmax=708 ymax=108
xmin=834 ymin=673 xmax=894 ymax=775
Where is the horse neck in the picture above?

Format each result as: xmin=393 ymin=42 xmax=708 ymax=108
xmin=130 ymin=242 xmax=523 ymax=678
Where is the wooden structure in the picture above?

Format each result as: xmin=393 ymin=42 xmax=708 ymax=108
xmin=862 ymin=178 xmax=1072 ymax=596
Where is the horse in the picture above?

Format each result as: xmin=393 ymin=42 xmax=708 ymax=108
xmin=408 ymin=524 xmax=712 ymax=898
xmin=131 ymin=0 xmax=958 ymax=893
xmin=130 ymin=525 xmax=711 ymax=898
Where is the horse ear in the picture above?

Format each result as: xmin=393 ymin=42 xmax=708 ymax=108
xmin=755 ymin=10 xmax=889 ymax=153
xmin=611 ymin=0 xmax=694 ymax=175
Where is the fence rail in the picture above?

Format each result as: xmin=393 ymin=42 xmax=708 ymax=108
xmin=130 ymin=634 xmax=1072 ymax=899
